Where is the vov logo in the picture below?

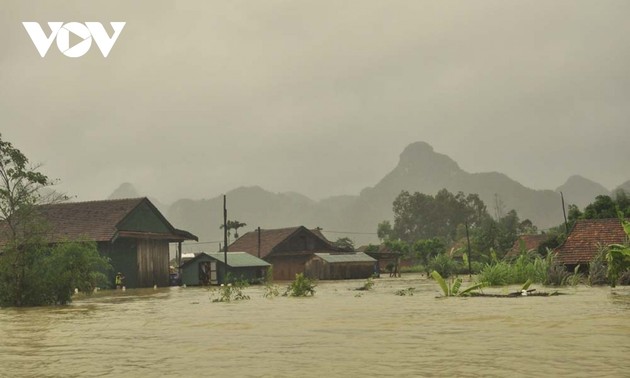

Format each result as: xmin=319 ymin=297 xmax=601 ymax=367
xmin=22 ymin=22 xmax=126 ymax=58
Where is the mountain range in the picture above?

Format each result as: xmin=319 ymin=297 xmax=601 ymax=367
xmin=108 ymin=142 xmax=628 ymax=247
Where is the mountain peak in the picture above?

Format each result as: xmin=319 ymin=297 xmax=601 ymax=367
xmin=398 ymin=141 xmax=460 ymax=173
xmin=108 ymin=182 xmax=140 ymax=199
xmin=556 ymin=175 xmax=610 ymax=208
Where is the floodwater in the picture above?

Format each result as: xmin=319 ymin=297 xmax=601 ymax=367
xmin=1 ymin=274 xmax=629 ymax=377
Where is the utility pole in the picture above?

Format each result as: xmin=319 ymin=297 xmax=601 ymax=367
xmin=257 ymin=226 xmax=261 ymax=258
xmin=465 ymin=221 xmax=473 ymax=278
xmin=560 ymin=191 xmax=569 ymax=234
xmin=177 ymin=241 xmax=182 ymax=283
xmin=223 ymin=194 xmax=228 ymax=283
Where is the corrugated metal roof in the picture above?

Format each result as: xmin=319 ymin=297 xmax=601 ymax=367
xmin=314 ymin=252 xmax=376 ymax=263
xmin=206 ymin=252 xmax=270 ymax=268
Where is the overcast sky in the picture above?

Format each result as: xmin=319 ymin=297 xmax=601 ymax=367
xmin=1 ymin=1 xmax=628 ymax=203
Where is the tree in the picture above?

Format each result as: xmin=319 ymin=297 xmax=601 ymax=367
xmin=333 ymin=237 xmax=355 ymax=252
xmin=228 ymin=220 xmax=247 ymax=239
xmin=377 ymin=220 xmax=393 ymax=241
xmin=390 ymin=189 xmax=489 ymax=243
xmin=220 ymin=220 xmax=247 ymax=242
xmin=0 ymin=134 xmax=56 ymax=306
xmin=583 ymin=195 xmax=618 ymax=219
xmin=412 ymin=238 xmax=445 ymax=276
xmin=606 ymin=213 xmax=630 ymax=287
xmin=0 ymin=134 xmax=110 ymax=306
xmin=6 ymin=241 xmax=111 ymax=306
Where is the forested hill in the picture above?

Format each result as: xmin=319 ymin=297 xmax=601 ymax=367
xmin=109 ymin=142 xmax=625 ymax=246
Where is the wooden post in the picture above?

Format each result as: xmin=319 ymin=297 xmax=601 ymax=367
xmin=177 ymin=241 xmax=182 ymax=282
xmin=223 ymin=195 xmax=228 ymax=283
xmin=257 ymin=226 xmax=261 ymax=258
xmin=465 ymin=222 xmax=472 ymax=278
xmin=560 ymin=191 xmax=569 ymax=234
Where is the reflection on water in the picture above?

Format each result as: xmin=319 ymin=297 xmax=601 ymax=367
xmin=1 ymin=274 xmax=628 ymax=377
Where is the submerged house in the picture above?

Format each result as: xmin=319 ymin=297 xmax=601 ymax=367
xmin=180 ymin=251 xmax=270 ymax=286
xmin=504 ymin=234 xmax=550 ymax=260
xmin=305 ymin=252 xmax=376 ymax=280
xmin=228 ymin=226 xmax=375 ymax=280
xmin=357 ymin=244 xmax=402 ymax=276
xmin=555 ymin=218 xmax=629 ymax=270
xmin=21 ymin=198 xmax=197 ymax=288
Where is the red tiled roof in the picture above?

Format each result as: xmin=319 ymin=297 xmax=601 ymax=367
xmin=227 ymin=226 xmax=333 ymax=258
xmin=504 ymin=234 xmax=549 ymax=259
xmin=555 ymin=218 xmax=629 ymax=265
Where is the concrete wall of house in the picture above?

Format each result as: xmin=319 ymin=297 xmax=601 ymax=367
xmin=267 ymin=255 xmax=311 ymax=280
xmin=137 ymin=239 xmax=170 ymax=287
xmin=99 ymin=239 xmax=138 ymax=288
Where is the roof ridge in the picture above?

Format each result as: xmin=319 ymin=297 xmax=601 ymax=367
xmin=40 ymin=197 xmax=147 ymax=207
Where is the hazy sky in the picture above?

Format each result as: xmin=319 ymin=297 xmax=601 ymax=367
xmin=2 ymin=1 xmax=629 ymax=203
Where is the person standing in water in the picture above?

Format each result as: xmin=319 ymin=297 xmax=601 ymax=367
xmin=115 ymin=272 xmax=125 ymax=289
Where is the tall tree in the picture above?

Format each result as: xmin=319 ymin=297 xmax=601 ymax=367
xmin=220 ymin=220 xmax=247 ymax=242
xmin=333 ymin=237 xmax=355 ymax=252
xmin=390 ymin=189 xmax=489 ymax=243
xmin=0 ymin=134 xmax=110 ymax=306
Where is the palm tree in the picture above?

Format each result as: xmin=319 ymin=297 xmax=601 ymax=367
xmin=219 ymin=220 xmax=247 ymax=243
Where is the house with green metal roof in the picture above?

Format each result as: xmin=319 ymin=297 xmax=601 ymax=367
xmin=180 ymin=251 xmax=270 ymax=286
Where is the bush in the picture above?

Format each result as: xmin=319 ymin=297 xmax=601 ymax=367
xmin=284 ymin=273 xmax=316 ymax=297
xmin=429 ymin=254 xmax=459 ymax=278
xmin=477 ymin=262 xmax=511 ymax=286
xmin=0 ymin=241 xmax=111 ymax=307
xmin=476 ymin=252 xmax=576 ymax=287
xmin=588 ymin=249 xmax=608 ymax=286
xmin=400 ymin=264 xmax=425 ymax=274
xmin=618 ymin=271 xmax=630 ymax=286
xmin=544 ymin=263 xmax=571 ymax=286
xmin=212 ymin=281 xmax=250 ymax=302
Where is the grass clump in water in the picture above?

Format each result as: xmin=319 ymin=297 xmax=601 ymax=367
xmin=284 ymin=273 xmax=316 ymax=297
xmin=431 ymin=271 xmax=484 ymax=297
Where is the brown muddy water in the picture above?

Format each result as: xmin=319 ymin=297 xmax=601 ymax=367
xmin=1 ymin=274 xmax=629 ymax=377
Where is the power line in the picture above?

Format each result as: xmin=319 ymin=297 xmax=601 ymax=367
xmin=181 ymin=240 xmax=222 ymax=245
xmin=320 ymin=230 xmax=378 ymax=235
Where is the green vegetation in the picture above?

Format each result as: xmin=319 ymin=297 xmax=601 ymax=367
xmin=356 ymin=277 xmax=374 ymax=291
xmin=431 ymin=271 xmax=484 ymax=297
xmin=211 ymin=281 xmax=250 ymax=302
xmin=284 ymin=273 xmax=316 ymax=297
xmin=219 ymin=220 xmax=247 ymax=241
xmin=333 ymin=237 xmax=355 ymax=252
xmin=476 ymin=252 xmax=580 ymax=287
xmin=262 ymin=267 xmax=280 ymax=298
xmin=0 ymin=134 xmax=111 ymax=307
xmin=394 ymin=287 xmax=415 ymax=296
xmin=0 ymin=241 xmax=111 ymax=306
xmin=606 ymin=213 xmax=630 ymax=287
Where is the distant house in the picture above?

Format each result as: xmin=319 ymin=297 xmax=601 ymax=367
xmin=357 ymin=244 xmax=402 ymax=276
xmin=555 ymin=218 xmax=629 ymax=269
xmin=504 ymin=234 xmax=549 ymax=260
xmin=305 ymin=252 xmax=376 ymax=280
xmin=1 ymin=198 xmax=198 ymax=288
xmin=228 ymin=226 xmax=372 ymax=280
xmin=180 ymin=252 xmax=270 ymax=286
